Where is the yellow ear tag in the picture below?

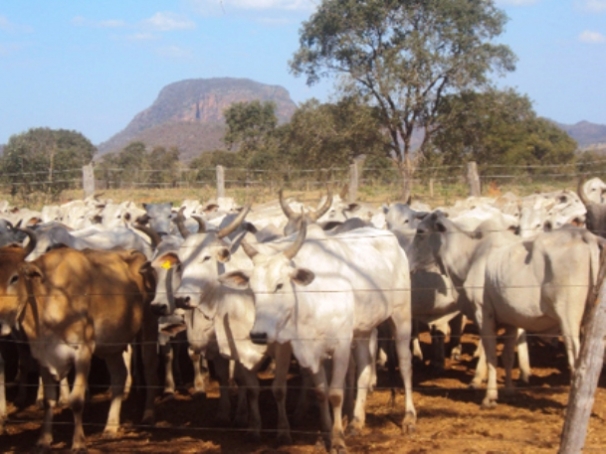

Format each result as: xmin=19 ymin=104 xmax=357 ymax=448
xmin=161 ymin=260 xmax=172 ymax=270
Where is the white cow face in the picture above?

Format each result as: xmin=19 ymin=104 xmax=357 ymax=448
xmin=173 ymin=232 xmax=231 ymax=309
xmin=220 ymin=252 xmax=314 ymax=344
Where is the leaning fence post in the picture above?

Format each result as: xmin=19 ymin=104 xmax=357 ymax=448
xmin=82 ymin=164 xmax=95 ymax=198
xmin=348 ymin=163 xmax=359 ymax=203
xmin=559 ymin=250 xmax=606 ymax=453
xmin=466 ymin=161 xmax=481 ymax=197
xmin=216 ymin=165 xmax=225 ymax=199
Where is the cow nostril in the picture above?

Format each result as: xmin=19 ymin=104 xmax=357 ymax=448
xmin=175 ymin=296 xmax=191 ymax=309
xmin=151 ymin=303 xmax=168 ymax=316
xmin=250 ymin=331 xmax=268 ymax=345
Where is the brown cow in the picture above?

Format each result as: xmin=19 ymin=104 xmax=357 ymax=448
xmin=0 ymin=233 xmax=158 ymax=452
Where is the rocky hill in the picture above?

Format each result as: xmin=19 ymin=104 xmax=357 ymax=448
xmin=554 ymin=120 xmax=606 ymax=149
xmin=97 ymin=78 xmax=298 ymax=162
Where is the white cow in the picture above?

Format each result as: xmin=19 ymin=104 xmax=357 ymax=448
xmin=219 ymin=223 xmax=416 ymax=452
xmin=413 ymin=212 xmax=601 ymax=407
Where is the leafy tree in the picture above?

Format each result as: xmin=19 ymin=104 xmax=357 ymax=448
xmin=0 ymin=127 xmax=95 ymax=201
xmin=223 ymin=100 xmax=278 ymax=156
xmin=280 ymin=97 xmax=391 ymax=179
xmin=290 ymin=0 xmax=516 ymax=198
xmin=428 ymin=88 xmax=577 ymax=176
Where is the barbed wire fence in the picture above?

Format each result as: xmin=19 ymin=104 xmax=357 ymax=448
xmin=2 ymin=159 xmax=606 ymax=449
xmin=3 ymin=157 xmax=606 ymax=205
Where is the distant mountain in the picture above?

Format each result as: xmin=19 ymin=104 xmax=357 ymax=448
xmin=97 ymin=77 xmax=298 ymax=162
xmin=553 ymin=120 xmax=606 ymax=149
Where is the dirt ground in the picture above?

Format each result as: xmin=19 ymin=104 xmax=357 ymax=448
xmin=2 ymin=330 xmax=606 ymax=454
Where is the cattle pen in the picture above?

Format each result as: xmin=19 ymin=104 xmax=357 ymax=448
xmin=2 ymin=161 xmax=606 ymax=453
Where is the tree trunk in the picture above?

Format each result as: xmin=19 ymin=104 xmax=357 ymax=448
xmin=399 ymin=156 xmax=413 ymax=202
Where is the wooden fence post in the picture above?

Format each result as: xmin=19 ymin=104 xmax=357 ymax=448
xmin=348 ymin=163 xmax=358 ymax=203
xmin=429 ymin=178 xmax=434 ymax=198
xmin=82 ymin=164 xmax=95 ymax=198
xmin=216 ymin=165 xmax=225 ymax=199
xmin=467 ymin=161 xmax=481 ymax=197
xmin=558 ymin=250 xmax=606 ymax=453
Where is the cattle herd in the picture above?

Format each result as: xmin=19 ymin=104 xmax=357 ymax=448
xmin=0 ymin=176 xmax=605 ymax=452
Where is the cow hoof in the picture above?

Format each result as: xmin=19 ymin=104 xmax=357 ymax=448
xmin=141 ymin=410 xmax=155 ymax=426
xmin=330 ymin=443 xmax=348 ymax=454
xmin=401 ymin=412 xmax=417 ymax=434
xmin=71 ymin=445 xmax=88 ymax=454
xmin=481 ymin=399 xmax=497 ymax=409
xmin=468 ymin=380 xmax=483 ymax=390
xmin=102 ymin=429 xmax=119 ymax=439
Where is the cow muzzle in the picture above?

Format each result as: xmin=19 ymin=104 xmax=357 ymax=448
xmin=175 ymin=296 xmax=195 ymax=309
xmin=150 ymin=302 xmax=169 ymax=316
xmin=250 ymin=331 xmax=268 ymax=345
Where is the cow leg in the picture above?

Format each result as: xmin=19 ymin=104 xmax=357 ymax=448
xmin=557 ymin=313 xmax=582 ymax=375
xmin=311 ymin=365 xmax=333 ymax=452
xmin=368 ymin=327 xmax=378 ymax=392
xmin=348 ymin=336 xmax=373 ymax=435
xmin=235 ymin=363 xmax=261 ymax=441
xmin=478 ymin=311 xmax=499 ymax=409
xmin=160 ymin=343 xmax=176 ymax=396
xmin=469 ymin=341 xmax=487 ymax=389
xmin=328 ymin=345 xmax=350 ymax=453
xmin=342 ymin=354 xmax=356 ymax=427
xmin=411 ymin=320 xmax=423 ymax=362
xmin=213 ymin=355 xmax=232 ymax=426
xmin=140 ymin=322 xmax=159 ymax=425
xmin=272 ymin=343 xmax=292 ymax=445
xmin=103 ymin=354 xmax=127 ymax=437
xmin=122 ymin=344 xmax=133 ymax=400
xmin=516 ymin=329 xmax=530 ymax=385
xmin=189 ymin=347 xmax=207 ymax=394
xmin=501 ymin=325 xmax=518 ymax=396
xmin=449 ymin=313 xmax=466 ymax=361
xmin=429 ymin=323 xmax=446 ymax=372
xmin=387 ymin=315 xmax=417 ymax=433
xmin=37 ymin=368 xmax=58 ymax=450
xmin=70 ymin=347 xmax=92 ymax=452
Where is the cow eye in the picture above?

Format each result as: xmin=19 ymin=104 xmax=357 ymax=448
xmin=275 ymin=283 xmax=283 ymax=292
xmin=202 ymin=256 xmax=211 ymax=262
xmin=9 ymin=275 xmax=19 ymax=285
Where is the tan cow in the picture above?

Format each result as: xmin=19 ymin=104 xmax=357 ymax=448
xmin=0 ymin=232 xmax=158 ymax=452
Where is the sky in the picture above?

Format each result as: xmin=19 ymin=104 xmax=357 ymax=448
xmin=1 ymin=0 xmax=605 ymax=146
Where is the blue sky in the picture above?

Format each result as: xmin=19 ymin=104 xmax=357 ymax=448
xmin=1 ymin=0 xmax=605 ymax=146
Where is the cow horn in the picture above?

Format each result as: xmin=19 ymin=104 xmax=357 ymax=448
xmin=278 ymin=189 xmax=299 ymax=221
xmin=284 ymin=221 xmax=307 ymax=260
xmin=578 ymin=176 xmax=591 ymax=206
xmin=173 ymin=207 xmax=191 ymax=239
xmin=218 ymin=204 xmax=250 ymax=239
xmin=310 ymin=189 xmax=333 ymax=221
xmin=18 ymin=228 xmax=37 ymax=258
xmin=134 ymin=223 xmax=162 ymax=249
xmin=240 ymin=239 xmax=259 ymax=259
xmin=191 ymin=216 xmax=206 ymax=234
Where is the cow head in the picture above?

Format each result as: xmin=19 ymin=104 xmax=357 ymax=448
xmin=220 ymin=222 xmax=314 ymax=345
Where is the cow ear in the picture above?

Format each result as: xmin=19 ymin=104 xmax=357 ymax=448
xmin=152 ymin=252 xmax=180 ymax=270
xmin=290 ymin=268 xmax=315 ymax=286
xmin=219 ymin=271 xmax=250 ymax=290
xmin=347 ymin=203 xmax=360 ymax=213
xmin=217 ymin=247 xmax=231 ymax=263
xmin=19 ymin=263 xmax=44 ymax=281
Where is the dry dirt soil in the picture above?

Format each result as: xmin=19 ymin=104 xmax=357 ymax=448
xmin=2 ymin=330 xmax=606 ymax=454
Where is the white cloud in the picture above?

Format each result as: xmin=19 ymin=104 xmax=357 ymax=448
xmin=143 ymin=12 xmax=196 ymax=31
xmin=99 ymin=19 xmax=127 ymax=28
xmin=72 ymin=16 xmax=126 ymax=28
xmin=575 ymin=0 xmax=606 ymax=13
xmin=127 ymin=32 xmax=156 ymax=41
xmin=579 ymin=30 xmax=606 ymax=43
xmin=188 ymin=0 xmax=315 ymax=15
xmin=156 ymin=45 xmax=192 ymax=58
